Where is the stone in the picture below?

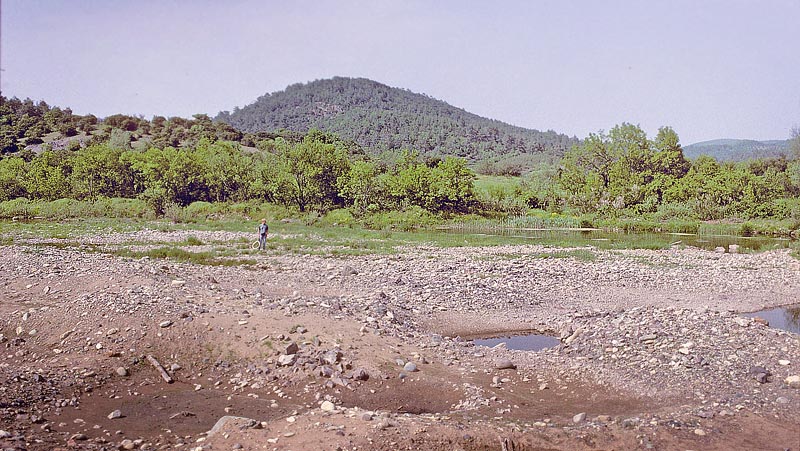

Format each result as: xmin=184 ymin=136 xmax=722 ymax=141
xmin=778 ymin=360 xmax=790 ymax=366
xmin=159 ymin=320 xmax=173 ymax=328
xmin=495 ymin=359 xmax=516 ymax=370
xmin=320 ymin=401 xmax=335 ymax=412
xmin=694 ymin=428 xmax=706 ymax=436
xmin=171 ymin=279 xmax=186 ymax=287
xmin=120 ymin=439 xmax=135 ymax=450
xmin=116 ymin=367 xmax=128 ymax=377
xmin=714 ymin=246 xmax=725 ymax=253
xmin=277 ymin=354 xmax=297 ymax=367
xmin=351 ymin=368 xmax=369 ymax=381
xmin=361 ymin=412 xmax=374 ymax=421
xmin=776 ymin=396 xmax=790 ymax=404
xmin=284 ymin=342 xmax=299 ymax=355
xmin=573 ymin=412 xmax=586 ymax=423
xmin=785 ymin=375 xmax=800 ymax=388
xmin=341 ymin=266 xmax=359 ymax=276
xmin=0 ymin=430 xmax=10 ymax=439
xmin=108 ymin=409 xmax=123 ymax=419
xmin=207 ymin=416 xmax=258 ymax=438
xmin=403 ymin=362 xmax=418 ymax=372
xmin=728 ymin=244 xmax=740 ymax=254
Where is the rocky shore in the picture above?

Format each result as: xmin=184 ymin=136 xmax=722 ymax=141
xmin=1 ymin=229 xmax=798 ymax=450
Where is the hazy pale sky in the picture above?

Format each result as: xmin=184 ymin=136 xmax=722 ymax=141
xmin=2 ymin=0 xmax=798 ymax=144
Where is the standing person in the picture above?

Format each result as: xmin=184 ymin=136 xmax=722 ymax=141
xmin=258 ymin=218 xmax=269 ymax=250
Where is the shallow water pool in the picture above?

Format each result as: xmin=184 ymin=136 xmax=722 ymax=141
xmin=472 ymin=333 xmax=560 ymax=351
xmin=743 ymin=305 xmax=800 ymax=334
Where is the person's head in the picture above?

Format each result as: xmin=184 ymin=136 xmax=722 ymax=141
xmin=261 ymin=218 xmax=266 ymax=224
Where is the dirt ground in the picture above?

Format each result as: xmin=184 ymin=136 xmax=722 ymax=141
xmin=1 ymin=233 xmax=799 ymax=451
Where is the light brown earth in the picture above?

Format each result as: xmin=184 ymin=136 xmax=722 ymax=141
xmin=1 ymin=229 xmax=799 ymax=451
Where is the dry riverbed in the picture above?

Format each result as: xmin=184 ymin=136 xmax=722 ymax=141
xmin=1 ymin=229 xmax=799 ymax=451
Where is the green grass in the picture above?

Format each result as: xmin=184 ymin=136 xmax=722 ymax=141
xmin=112 ymin=246 xmax=256 ymax=266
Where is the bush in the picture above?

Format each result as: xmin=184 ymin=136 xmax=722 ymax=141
xmin=321 ymin=208 xmax=356 ymax=227
xmin=0 ymin=198 xmax=33 ymax=219
xmin=360 ymin=206 xmax=439 ymax=231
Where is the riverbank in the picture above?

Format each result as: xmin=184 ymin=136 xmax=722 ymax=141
xmin=1 ymin=229 xmax=799 ymax=450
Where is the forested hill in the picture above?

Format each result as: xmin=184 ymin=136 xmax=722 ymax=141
xmin=215 ymin=77 xmax=578 ymax=164
xmin=684 ymin=138 xmax=791 ymax=162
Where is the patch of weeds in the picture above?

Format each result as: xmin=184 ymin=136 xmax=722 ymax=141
xmin=112 ymin=246 xmax=255 ymax=266
xmin=289 ymin=324 xmax=304 ymax=334
xmin=185 ymin=235 xmax=203 ymax=246
xmin=531 ymin=249 xmax=597 ymax=262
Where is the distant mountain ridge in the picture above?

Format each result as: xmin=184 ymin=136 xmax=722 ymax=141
xmin=215 ymin=77 xmax=577 ymax=166
xmin=684 ymin=138 xmax=790 ymax=161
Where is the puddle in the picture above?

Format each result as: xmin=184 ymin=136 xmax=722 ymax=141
xmin=472 ymin=333 xmax=560 ymax=351
xmin=743 ymin=304 xmax=800 ymax=334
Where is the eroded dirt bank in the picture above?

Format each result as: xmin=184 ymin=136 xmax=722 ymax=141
xmin=1 ymin=230 xmax=799 ymax=450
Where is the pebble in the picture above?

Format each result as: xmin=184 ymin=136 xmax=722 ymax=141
xmin=320 ymin=401 xmax=335 ymax=412
xmin=116 ymin=367 xmax=128 ymax=377
xmin=159 ymin=320 xmax=173 ymax=328
xmin=403 ymin=362 xmax=418 ymax=372
xmin=495 ymin=359 xmax=516 ymax=370
xmin=108 ymin=409 xmax=122 ymax=419
xmin=573 ymin=412 xmax=586 ymax=423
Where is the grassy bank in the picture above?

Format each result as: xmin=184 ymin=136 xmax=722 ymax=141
xmin=1 ymin=199 xmax=797 ymax=258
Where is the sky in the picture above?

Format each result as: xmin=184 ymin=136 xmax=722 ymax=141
xmin=2 ymin=0 xmax=799 ymax=145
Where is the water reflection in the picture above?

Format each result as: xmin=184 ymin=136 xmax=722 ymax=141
xmin=443 ymin=228 xmax=793 ymax=252
xmin=472 ymin=334 xmax=560 ymax=351
xmin=743 ymin=305 xmax=800 ymax=334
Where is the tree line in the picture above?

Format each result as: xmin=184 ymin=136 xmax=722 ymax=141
xmin=0 ymin=129 xmax=477 ymax=216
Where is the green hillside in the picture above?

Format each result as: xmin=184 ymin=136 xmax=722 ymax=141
xmin=215 ymin=77 xmax=578 ymax=170
xmin=684 ymin=138 xmax=790 ymax=161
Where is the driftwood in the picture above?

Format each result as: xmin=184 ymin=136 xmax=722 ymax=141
xmin=146 ymin=354 xmax=173 ymax=383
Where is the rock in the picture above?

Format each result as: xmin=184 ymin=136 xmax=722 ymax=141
xmin=728 ymin=244 xmax=740 ymax=254
xmin=733 ymin=317 xmax=750 ymax=327
xmin=341 ymin=266 xmax=359 ymax=276
xmin=361 ymin=412 xmax=374 ymax=421
xmin=573 ymin=412 xmax=586 ymax=423
xmin=778 ymin=360 xmax=790 ymax=366
xmin=0 ymin=430 xmax=10 ymax=439
xmin=351 ymin=368 xmax=369 ymax=381
xmin=320 ymin=401 xmax=335 ymax=412
xmin=277 ymin=354 xmax=297 ymax=367
xmin=753 ymin=317 xmax=769 ymax=326
xmin=750 ymin=366 xmax=771 ymax=384
xmin=70 ymin=433 xmax=88 ymax=441
xmin=639 ymin=333 xmax=658 ymax=342
xmin=171 ymin=279 xmax=186 ymax=287
xmin=159 ymin=320 xmax=173 ymax=328
xmin=596 ymin=415 xmax=612 ymax=423
xmin=403 ymin=362 xmax=418 ymax=372
xmin=323 ymin=350 xmax=342 ymax=365
xmin=785 ymin=375 xmax=800 ymax=388
xmin=120 ymin=439 xmax=136 ymax=450
xmin=284 ymin=342 xmax=299 ymax=355
xmin=207 ymin=416 xmax=258 ymax=438
xmin=116 ymin=367 xmax=128 ymax=377
xmin=694 ymin=428 xmax=706 ymax=436
xmin=108 ymin=409 xmax=123 ymax=419
xmin=714 ymin=246 xmax=725 ymax=254
xmin=495 ymin=359 xmax=516 ymax=370
xmin=776 ymin=396 xmax=790 ymax=404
